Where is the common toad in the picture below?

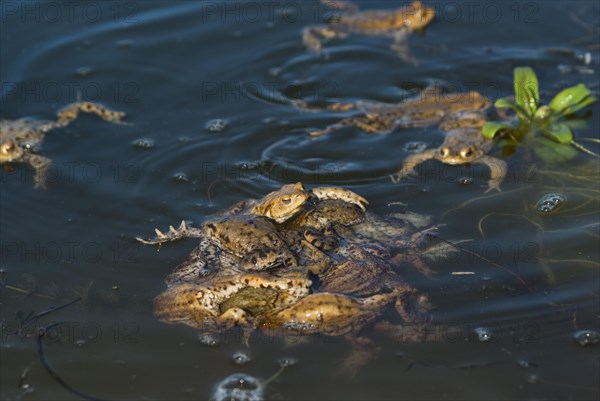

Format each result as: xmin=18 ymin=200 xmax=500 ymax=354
xmin=303 ymin=0 xmax=435 ymax=63
xmin=390 ymin=127 xmax=507 ymax=192
xmin=0 ymin=101 xmax=126 ymax=188
xmin=308 ymin=89 xmax=490 ymax=137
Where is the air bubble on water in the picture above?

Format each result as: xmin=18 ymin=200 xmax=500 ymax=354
xmin=232 ymin=351 xmax=252 ymax=365
xmin=197 ymin=333 xmax=220 ymax=347
xmin=75 ymin=67 xmax=93 ymax=77
xmin=211 ymin=373 xmax=264 ymax=401
xmin=403 ymin=141 xmax=428 ymax=153
xmin=573 ymin=330 xmax=600 ymax=347
xmin=557 ymin=64 xmax=573 ymax=74
xmin=205 ymin=119 xmax=229 ymax=132
xmin=237 ymin=162 xmax=260 ymax=171
xmin=278 ymin=357 xmax=297 ymax=368
xmin=576 ymin=52 xmax=592 ymax=65
xmin=517 ymin=359 xmax=537 ymax=369
xmin=173 ymin=172 xmax=189 ymax=182
xmin=474 ymin=327 xmax=495 ymax=343
xmin=527 ymin=373 xmax=540 ymax=384
xmin=458 ymin=177 xmax=473 ymax=186
xmin=116 ymin=39 xmax=133 ymax=48
xmin=132 ymin=138 xmax=155 ymax=149
xmin=535 ymin=193 xmax=566 ymax=214
xmin=178 ymin=136 xmax=190 ymax=143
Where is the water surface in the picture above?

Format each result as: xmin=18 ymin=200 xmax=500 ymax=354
xmin=1 ymin=1 xmax=599 ymax=400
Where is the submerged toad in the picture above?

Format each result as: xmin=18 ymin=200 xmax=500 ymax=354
xmin=308 ymin=89 xmax=490 ymax=137
xmin=390 ymin=127 xmax=507 ymax=192
xmin=154 ymin=273 xmax=312 ymax=331
xmin=303 ymin=0 xmax=435 ymax=63
xmin=0 ymin=101 xmax=126 ymax=188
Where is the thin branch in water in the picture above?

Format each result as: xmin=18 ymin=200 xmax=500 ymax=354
xmin=37 ymin=323 xmax=107 ymax=401
xmin=207 ymin=179 xmax=219 ymax=207
xmin=540 ymin=258 xmax=600 ymax=268
xmin=426 ymin=233 xmax=529 ymax=288
xmin=30 ymin=298 xmax=82 ymax=322
xmin=441 ymin=187 xmax=527 ymax=218
xmin=477 ymin=212 xmax=544 ymax=238
xmin=17 ymin=366 xmax=30 ymax=389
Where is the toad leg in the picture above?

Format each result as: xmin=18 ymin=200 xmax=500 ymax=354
xmin=310 ymin=187 xmax=368 ymax=210
xmin=55 ymin=101 xmax=127 ymax=127
xmin=477 ymin=155 xmax=507 ymax=193
xmin=302 ymin=26 xmax=348 ymax=54
xmin=136 ymin=220 xmax=204 ymax=245
xmin=390 ymin=149 xmax=437 ymax=183
xmin=391 ymin=30 xmax=418 ymax=66
xmin=26 ymin=154 xmax=51 ymax=189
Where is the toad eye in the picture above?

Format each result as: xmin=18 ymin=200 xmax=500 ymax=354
xmin=439 ymin=147 xmax=450 ymax=157
xmin=460 ymin=147 xmax=474 ymax=158
xmin=281 ymin=197 xmax=291 ymax=205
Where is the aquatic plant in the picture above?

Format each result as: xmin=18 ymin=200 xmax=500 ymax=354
xmin=482 ymin=66 xmax=598 ymax=162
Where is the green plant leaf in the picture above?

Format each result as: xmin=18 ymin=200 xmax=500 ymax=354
xmin=494 ymin=98 xmax=515 ymax=108
xmin=531 ymin=135 xmax=578 ymax=163
xmin=549 ymin=84 xmax=597 ymax=116
xmin=482 ymin=122 xmax=513 ymax=139
xmin=494 ymin=98 xmax=530 ymax=121
xmin=562 ymin=119 xmax=589 ymax=130
xmin=542 ymin=123 xmax=573 ymax=144
xmin=514 ymin=67 xmax=539 ymax=117
xmin=534 ymin=141 xmax=577 ymax=164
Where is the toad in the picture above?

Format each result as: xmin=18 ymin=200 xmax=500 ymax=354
xmin=390 ymin=127 xmax=507 ymax=192
xmin=303 ymin=0 xmax=435 ymax=63
xmin=0 ymin=101 xmax=126 ymax=188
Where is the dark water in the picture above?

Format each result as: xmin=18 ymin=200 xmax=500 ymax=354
xmin=1 ymin=1 xmax=599 ymax=400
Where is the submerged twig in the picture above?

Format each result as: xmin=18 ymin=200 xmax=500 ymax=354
xmin=477 ymin=213 xmax=544 ymax=238
xmin=37 ymin=323 xmax=107 ymax=401
xmin=426 ymin=233 xmax=528 ymax=288
xmin=441 ymin=187 xmax=527 ymax=218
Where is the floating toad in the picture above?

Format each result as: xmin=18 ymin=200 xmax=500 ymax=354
xmin=0 ymin=101 xmax=126 ymax=188
xmin=137 ymin=183 xmax=369 ymax=275
xmin=138 ymin=216 xmax=298 ymax=274
xmin=308 ymin=89 xmax=490 ymax=137
xmin=390 ymin=127 xmax=507 ymax=192
xmin=146 ymin=184 xmax=436 ymax=371
xmin=225 ymin=182 xmax=368 ymax=222
xmin=153 ymin=273 xmax=312 ymax=331
xmin=303 ymin=0 xmax=435 ymax=63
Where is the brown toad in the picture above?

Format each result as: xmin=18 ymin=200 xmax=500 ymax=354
xmin=153 ymin=273 xmax=312 ymax=331
xmin=308 ymin=89 xmax=490 ymax=137
xmin=225 ymin=182 xmax=368 ymax=222
xmin=303 ymin=0 xmax=435 ymax=63
xmin=0 ymin=101 xmax=126 ymax=188
xmin=138 ymin=183 xmax=369 ymax=275
xmin=390 ymin=127 xmax=507 ymax=192
xmin=137 ymin=216 xmax=298 ymax=274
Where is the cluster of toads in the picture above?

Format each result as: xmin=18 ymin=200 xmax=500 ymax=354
xmin=138 ymin=183 xmax=439 ymax=357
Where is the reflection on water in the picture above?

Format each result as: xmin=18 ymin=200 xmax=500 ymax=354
xmin=1 ymin=1 xmax=599 ymax=400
